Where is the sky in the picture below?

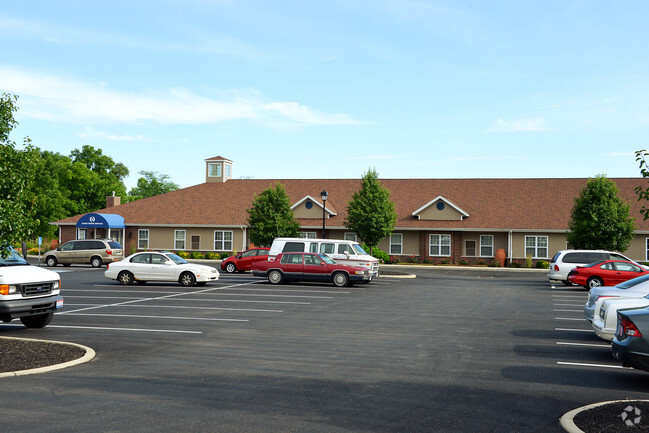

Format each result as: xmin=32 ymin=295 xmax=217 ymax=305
xmin=1 ymin=0 xmax=648 ymax=191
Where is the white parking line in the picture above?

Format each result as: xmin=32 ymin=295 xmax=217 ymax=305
xmin=100 ymin=304 xmax=283 ymax=313
xmin=556 ymin=342 xmax=610 ymax=348
xmin=64 ymin=313 xmax=249 ymax=322
xmin=554 ymin=309 xmax=583 ymax=312
xmin=557 ymin=361 xmax=631 ymax=370
xmin=553 ymin=303 xmax=585 ymax=307
xmin=59 ymin=282 xmax=256 ymax=315
xmin=555 ymin=317 xmax=587 ymax=321
xmin=0 ymin=324 xmax=202 ymax=334
xmin=555 ymin=328 xmax=593 ymax=332
xmin=208 ymin=293 xmax=332 ymax=299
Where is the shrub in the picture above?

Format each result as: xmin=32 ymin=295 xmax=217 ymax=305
xmin=420 ymin=255 xmax=435 ymax=265
xmin=488 ymin=259 xmax=501 ymax=267
xmin=388 ymin=255 xmax=401 ymax=264
xmin=28 ymin=248 xmax=39 ymax=255
xmin=458 ymin=257 xmax=469 ymax=266
xmin=438 ymin=257 xmax=453 ymax=265
xmin=176 ymin=250 xmax=189 ymax=258
xmin=220 ymin=252 xmax=230 ymax=259
xmin=536 ymin=260 xmax=549 ymax=269
xmin=190 ymin=251 xmax=204 ymax=259
xmin=476 ymin=259 xmax=487 ymax=266
xmin=525 ymin=254 xmax=533 ymax=268
xmin=509 ymin=260 xmax=523 ymax=268
xmin=205 ymin=252 xmax=218 ymax=260
xmin=130 ymin=245 xmax=136 ymax=255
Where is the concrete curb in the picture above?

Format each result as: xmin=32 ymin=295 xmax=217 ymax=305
xmin=0 ymin=336 xmax=95 ymax=378
xmin=559 ymin=400 xmax=649 ymax=432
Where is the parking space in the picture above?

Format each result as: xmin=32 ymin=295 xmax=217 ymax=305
xmin=29 ymin=270 xmax=378 ymax=336
xmin=549 ymin=283 xmax=633 ymax=371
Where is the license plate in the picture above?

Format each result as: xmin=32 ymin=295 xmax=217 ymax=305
xmin=56 ymin=299 xmax=64 ymax=308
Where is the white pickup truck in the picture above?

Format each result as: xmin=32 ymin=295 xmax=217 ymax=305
xmin=0 ymin=248 xmax=63 ymax=328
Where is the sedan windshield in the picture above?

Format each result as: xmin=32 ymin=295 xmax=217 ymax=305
xmin=0 ymin=247 xmax=28 ymax=266
xmin=166 ymin=253 xmax=188 ymax=265
xmin=317 ymin=254 xmax=336 ymax=265
xmin=617 ymin=273 xmax=649 ymax=290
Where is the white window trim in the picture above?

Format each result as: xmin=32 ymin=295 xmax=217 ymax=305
xmin=525 ymin=235 xmax=548 ymax=259
xmin=429 ymin=234 xmax=451 ymax=257
xmin=344 ymin=232 xmax=358 ymax=242
xmin=214 ymin=230 xmax=234 ymax=251
xmin=390 ymin=233 xmax=403 ymax=255
xmin=77 ymin=228 xmax=87 ymax=240
xmin=138 ymin=229 xmax=149 ymax=249
xmin=175 ymin=230 xmax=186 ymax=250
xmin=299 ymin=232 xmax=317 ymax=239
xmin=480 ymin=235 xmax=494 ymax=257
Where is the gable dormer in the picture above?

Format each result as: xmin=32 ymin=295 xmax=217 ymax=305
xmin=412 ymin=196 xmax=469 ymax=221
xmin=205 ymin=156 xmax=233 ymax=183
xmin=291 ymin=195 xmax=337 ymax=219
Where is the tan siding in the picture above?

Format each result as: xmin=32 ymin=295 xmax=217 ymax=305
xmin=417 ymin=203 xmax=463 ymax=221
xmin=293 ymin=201 xmax=326 ymax=219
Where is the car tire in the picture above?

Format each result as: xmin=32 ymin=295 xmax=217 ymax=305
xmin=587 ymin=277 xmax=604 ymax=289
xmin=268 ymin=270 xmax=283 ymax=284
xmin=20 ymin=312 xmax=54 ymax=328
xmin=180 ymin=272 xmax=196 ymax=287
xmin=332 ymin=271 xmax=349 ymax=287
xmin=225 ymin=262 xmax=237 ymax=273
xmin=45 ymin=256 xmax=57 ymax=267
xmin=91 ymin=256 xmax=103 ymax=268
xmin=118 ymin=271 xmax=134 ymax=285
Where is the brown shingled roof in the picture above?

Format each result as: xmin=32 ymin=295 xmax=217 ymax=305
xmin=52 ymin=178 xmax=649 ymax=232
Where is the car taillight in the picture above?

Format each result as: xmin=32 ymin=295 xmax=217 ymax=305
xmin=619 ymin=316 xmax=642 ymax=338
xmin=597 ymin=295 xmax=616 ymax=301
xmin=106 ymin=249 xmax=112 ymax=255
xmin=106 ymin=263 xmax=110 ymax=270
xmin=554 ymin=265 xmax=559 ymax=271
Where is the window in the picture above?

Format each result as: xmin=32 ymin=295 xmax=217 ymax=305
xmin=344 ymin=232 xmax=357 ymax=242
xmin=299 ymin=232 xmax=317 ymax=239
xmin=284 ymin=242 xmax=306 ymax=253
xmin=77 ymin=229 xmax=87 ymax=240
xmin=191 ymin=235 xmax=200 ymax=250
xmin=525 ymin=236 xmax=548 ymax=259
xmin=151 ymin=254 xmax=167 ymax=265
xmin=320 ymin=243 xmax=335 ymax=254
xmin=646 ymin=238 xmax=649 ymax=261
xmin=429 ymin=234 xmax=451 ymax=256
xmin=390 ymin=233 xmax=403 ymax=255
xmin=465 ymin=240 xmax=476 ymax=257
xmin=138 ymin=229 xmax=149 ymax=249
xmin=208 ymin=163 xmax=221 ymax=178
xmin=280 ymin=253 xmax=303 ymax=264
xmin=214 ymin=230 xmax=233 ymax=251
xmin=225 ymin=164 xmax=232 ymax=178
xmin=480 ymin=235 xmax=493 ymax=257
xmin=175 ymin=230 xmax=186 ymax=250
xmin=131 ymin=253 xmax=149 ymax=264
xmin=338 ymin=243 xmax=354 ymax=254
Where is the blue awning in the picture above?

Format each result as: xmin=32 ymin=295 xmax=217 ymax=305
xmin=76 ymin=213 xmax=125 ymax=229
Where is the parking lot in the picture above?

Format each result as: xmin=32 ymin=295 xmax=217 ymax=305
xmin=1 ymin=265 xmax=649 ymax=432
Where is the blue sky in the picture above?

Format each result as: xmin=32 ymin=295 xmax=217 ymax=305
xmin=2 ymin=1 xmax=647 ymax=190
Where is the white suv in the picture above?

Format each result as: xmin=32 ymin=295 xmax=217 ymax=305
xmin=548 ymin=249 xmax=644 ymax=286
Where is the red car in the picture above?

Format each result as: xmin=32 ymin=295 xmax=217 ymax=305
xmin=251 ymin=252 xmax=371 ymax=287
xmin=221 ymin=248 xmax=270 ymax=273
xmin=567 ymin=260 xmax=648 ymax=289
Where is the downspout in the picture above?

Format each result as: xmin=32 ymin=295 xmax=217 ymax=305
xmin=241 ymin=226 xmax=247 ymax=251
xmin=508 ymin=231 xmax=513 ymax=263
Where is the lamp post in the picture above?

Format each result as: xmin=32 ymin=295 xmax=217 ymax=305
xmin=320 ymin=190 xmax=328 ymax=239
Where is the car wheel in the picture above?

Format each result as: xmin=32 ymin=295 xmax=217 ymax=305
xmin=20 ymin=312 xmax=54 ymax=328
xmin=91 ymin=256 xmax=103 ymax=268
xmin=587 ymin=277 xmax=604 ymax=289
xmin=225 ymin=262 xmax=237 ymax=273
xmin=180 ymin=272 xmax=196 ymax=287
xmin=332 ymin=271 xmax=349 ymax=287
xmin=118 ymin=271 xmax=134 ymax=285
xmin=268 ymin=270 xmax=283 ymax=284
xmin=45 ymin=256 xmax=57 ymax=267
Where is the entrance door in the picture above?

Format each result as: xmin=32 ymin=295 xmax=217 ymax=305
xmin=191 ymin=235 xmax=200 ymax=250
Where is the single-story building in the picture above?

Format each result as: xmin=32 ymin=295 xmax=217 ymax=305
xmin=51 ymin=156 xmax=649 ymax=263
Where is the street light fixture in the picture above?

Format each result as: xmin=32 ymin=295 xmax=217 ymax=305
xmin=320 ymin=190 xmax=328 ymax=238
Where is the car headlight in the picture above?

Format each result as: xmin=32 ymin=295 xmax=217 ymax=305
xmin=53 ymin=280 xmax=60 ymax=290
xmin=0 ymin=284 xmax=18 ymax=295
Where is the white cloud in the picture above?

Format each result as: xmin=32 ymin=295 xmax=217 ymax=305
xmin=0 ymin=66 xmax=358 ymax=126
xmin=492 ymin=117 xmax=546 ymax=132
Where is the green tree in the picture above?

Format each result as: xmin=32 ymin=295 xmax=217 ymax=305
xmin=0 ymin=93 xmax=39 ymax=253
xmin=67 ymin=145 xmax=129 ymax=212
xmin=246 ymin=184 xmax=300 ymax=247
xmin=635 ymin=150 xmax=649 ymax=220
xmin=129 ymin=170 xmax=179 ymax=200
xmin=567 ymin=175 xmax=635 ymax=251
xmin=344 ymin=169 xmax=397 ymax=254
